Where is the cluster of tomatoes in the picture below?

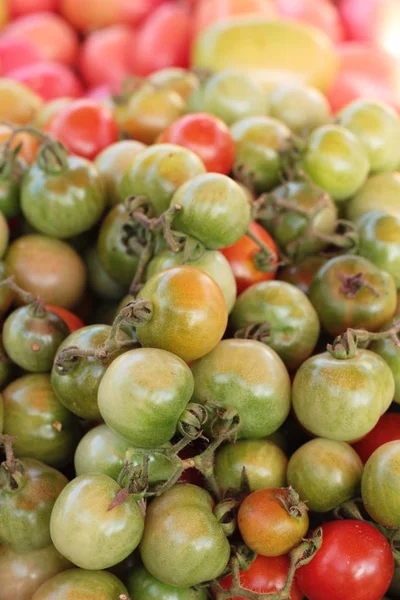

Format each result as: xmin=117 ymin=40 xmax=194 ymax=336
xmin=1 ymin=33 xmax=400 ymax=600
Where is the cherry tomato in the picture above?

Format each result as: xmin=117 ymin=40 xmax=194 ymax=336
xmin=129 ymin=3 xmax=191 ymax=76
xmin=34 ymin=97 xmax=72 ymax=131
xmin=10 ymin=0 xmax=58 ymax=17
xmin=60 ymin=0 xmax=124 ymax=31
xmin=0 ymin=79 xmax=43 ymax=125
xmin=32 ymin=569 xmax=129 ymax=600
xmin=193 ymin=0 xmax=276 ymax=37
xmin=297 ymin=520 xmax=394 ymax=600
xmin=221 ymin=222 xmax=278 ymax=295
xmin=45 ymin=305 xmax=84 ymax=333
xmin=158 ymin=113 xmax=235 ymax=174
xmin=45 ymin=99 xmax=119 ymax=161
xmin=219 ymin=554 xmax=303 ymax=600
xmin=79 ymin=25 xmax=134 ymax=89
xmin=8 ymin=61 xmax=83 ymax=101
xmin=3 ymin=12 xmax=79 ymax=66
xmin=353 ymin=413 xmax=400 ymax=463
xmin=127 ymin=564 xmax=208 ymax=600
xmin=0 ymin=38 xmax=41 ymax=75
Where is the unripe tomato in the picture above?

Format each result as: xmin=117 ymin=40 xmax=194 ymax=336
xmin=32 ymin=569 xmax=128 ymax=600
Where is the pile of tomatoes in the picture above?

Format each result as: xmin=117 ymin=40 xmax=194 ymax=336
xmin=1 ymin=16 xmax=400 ymax=599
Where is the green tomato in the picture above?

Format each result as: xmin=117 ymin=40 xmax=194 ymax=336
xmin=85 ymin=245 xmax=126 ymax=300
xmin=0 ymin=543 xmax=72 ymax=600
xmin=32 ymin=569 xmax=128 ymax=600
xmin=95 ymin=139 xmax=146 ymax=206
xmin=146 ymin=247 xmax=237 ymax=312
xmin=0 ymin=458 xmax=67 ymax=552
xmin=358 ymin=211 xmax=400 ymax=288
xmin=192 ymin=339 xmax=291 ymax=439
xmin=230 ymin=280 xmax=320 ymax=371
xmin=268 ymin=83 xmax=331 ymax=135
xmin=50 ymin=473 xmax=144 ymax=570
xmin=309 ymin=255 xmax=397 ymax=336
xmin=0 ymin=174 xmax=20 ymax=219
xmin=231 ymin=116 xmax=292 ymax=193
xmin=337 ymin=99 xmax=400 ymax=174
xmin=214 ymin=439 xmax=287 ymax=494
xmin=292 ymin=349 xmax=394 ymax=442
xmin=51 ymin=324 xmax=131 ymax=421
xmin=172 ymin=173 xmax=251 ymax=249
xmin=97 ymin=203 xmax=142 ymax=287
xmin=303 ymin=124 xmax=370 ymax=201
xmin=370 ymin=328 xmax=400 ymax=404
xmin=362 ymin=440 xmax=400 ymax=528
xmin=140 ymin=484 xmax=230 ymax=587
xmin=287 ymin=438 xmax=363 ymax=512
xmin=120 ymin=143 xmax=206 ymax=216
xmin=3 ymin=374 xmax=79 ymax=468
xmin=3 ymin=305 xmax=69 ymax=373
xmin=21 ymin=156 xmax=106 ymax=239
xmin=0 ymin=261 xmax=13 ymax=317
xmin=98 ymin=348 xmax=194 ymax=447
xmin=127 ymin=563 xmax=208 ymax=600
xmin=346 ymin=172 xmax=400 ymax=222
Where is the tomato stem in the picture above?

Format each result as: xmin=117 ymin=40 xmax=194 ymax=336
xmin=328 ymin=320 xmax=400 ymax=360
xmin=338 ymin=271 xmax=379 ymax=299
xmin=128 ymin=230 xmax=155 ymax=296
xmin=246 ymin=228 xmax=277 ymax=273
xmin=234 ymin=322 xmax=272 ymax=345
xmin=0 ymin=435 xmax=25 ymax=491
xmin=276 ymin=486 xmax=309 ymax=519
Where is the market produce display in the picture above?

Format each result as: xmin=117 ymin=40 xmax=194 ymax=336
xmin=0 ymin=1 xmax=400 ymax=599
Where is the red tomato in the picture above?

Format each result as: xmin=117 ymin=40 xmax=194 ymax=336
xmin=219 ymin=555 xmax=303 ymax=600
xmin=221 ymin=222 xmax=278 ymax=295
xmin=352 ymin=413 xmax=400 ymax=463
xmin=79 ymin=25 xmax=134 ymax=89
xmin=8 ymin=62 xmax=83 ymax=101
xmin=45 ymin=305 xmax=84 ymax=333
xmin=0 ymin=38 xmax=41 ymax=75
xmin=158 ymin=113 xmax=234 ymax=174
xmin=339 ymin=0 xmax=382 ymax=41
xmin=297 ymin=521 xmax=394 ymax=600
xmin=275 ymin=0 xmax=344 ymax=43
xmin=10 ymin=0 xmax=58 ymax=17
xmin=45 ymin=99 xmax=119 ymax=160
xmin=3 ymin=12 xmax=79 ymax=67
xmin=60 ymin=0 xmax=124 ymax=31
xmin=122 ymin=0 xmax=167 ymax=27
xmin=193 ymin=0 xmax=276 ymax=37
xmin=128 ymin=3 xmax=191 ymax=76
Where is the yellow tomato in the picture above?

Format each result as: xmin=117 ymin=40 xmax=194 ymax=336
xmin=0 ymin=79 xmax=43 ymax=125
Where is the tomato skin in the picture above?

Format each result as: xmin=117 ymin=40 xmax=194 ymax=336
xmin=353 ymin=413 xmax=400 ymax=463
xmin=46 ymin=99 xmax=119 ymax=161
xmin=8 ymin=61 xmax=83 ymax=101
xmin=32 ymin=569 xmax=129 ymax=600
xmin=127 ymin=564 xmax=208 ymax=600
xmin=158 ymin=113 xmax=235 ymax=175
xmin=140 ymin=484 xmax=230 ymax=587
xmin=45 ymin=305 xmax=84 ymax=333
xmin=357 ymin=211 xmax=400 ymax=288
xmin=219 ymin=554 xmax=303 ymax=600
xmin=221 ymin=222 xmax=278 ymax=295
xmin=297 ymin=520 xmax=394 ymax=600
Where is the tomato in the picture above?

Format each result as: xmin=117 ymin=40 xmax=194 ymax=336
xmin=51 ymin=324 xmax=130 ymax=421
xmin=193 ymin=0 xmax=276 ymax=36
xmin=115 ymin=82 xmax=185 ymax=145
xmin=192 ymin=339 xmax=291 ymax=439
xmin=346 ymin=172 xmax=400 ymax=222
xmin=0 ymin=458 xmax=67 ymax=553
xmin=171 ymin=174 xmax=251 ymax=250
xmin=140 ymin=484 xmax=230 ymax=587
xmin=221 ymin=222 xmax=278 ymax=295
xmin=357 ymin=211 xmax=400 ymax=288
xmin=219 ymin=554 xmax=303 ymax=600
xmin=278 ymin=256 xmax=328 ymax=296
xmin=85 ymin=245 xmax=126 ymax=301
xmin=269 ymin=83 xmax=331 ymax=135
xmin=231 ymin=280 xmax=320 ymax=371
xmin=0 ymin=38 xmax=41 ymax=75
xmin=0 ymin=263 xmax=13 ymax=318
xmin=8 ymin=61 xmax=83 ymax=102
xmin=32 ymin=569 xmax=129 ymax=600
xmin=148 ymin=67 xmax=200 ymax=103
xmin=3 ymin=305 xmax=69 ymax=373
xmin=0 ymin=79 xmax=43 ymax=125
xmin=50 ymin=473 xmax=144 ymax=570
xmin=309 ymin=255 xmax=397 ymax=335
xmin=158 ymin=113 xmax=234 ymax=175
xmin=292 ymin=348 xmax=395 ymax=442
xmin=0 ymin=212 xmax=9 ymax=260
xmin=0 ymin=123 xmax=39 ymax=166
xmin=369 ymin=331 xmax=400 ymax=406
xmin=60 ymin=0 xmax=164 ymax=31
xmin=297 ymin=520 xmax=394 ymax=600
xmin=0 ymin=343 xmax=15 ymax=393
xmin=98 ymin=347 xmax=194 ymax=447
xmin=353 ymin=413 xmax=400 ymax=463
xmin=45 ymin=305 xmax=84 ymax=333
xmin=45 ymin=99 xmax=119 ymax=161
xmin=287 ymin=438 xmax=363 ymax=512
xmin=135 ymin=266 xmax=227 ymax=362
xmin=238 ymin=487 xmax=309 ymax=557
xmin=146 ymin=247 xmax=237 ymax=313
xmin=10 ymin=0 xmax=58 ymax=17
xmin=21 ymin=155 xmax=105 ymax=239
xmin=231 ymin=116 xmax=292 ymax=193
xmin=215 ymin=439 xmax=287 ymax=494
xmin=3 ymin=12 xmax=79 ymax=66
xmin=276 ymin=0 xmax=344 ymax=42
xmin=120 ymin=143 xmax=206 ymax=216
xmin=0 ymin=543 xmax=71 ymax=600
xmin=337 ymin=99 xmax=400 ymax=174
xmin=303 ymin=125 xmax=370 ymax=202
xmin=128 ymin=3 xmax=191 ymax=76
xmin=127 ymin=564 xmax=208 ymax=600
xmin=192 ymin=17 xmax=338 ymax=92
xmin=34 ymin=97 xmax=72 ymax=131
xmin=3 ymin=374 xmax=79 ymax=468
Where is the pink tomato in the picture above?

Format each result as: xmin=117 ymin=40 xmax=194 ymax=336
xmin=275 ymin=0 xmax=344 ymax=43
xmin=8 ymin=61 xmax=83 ymax=101
xmin=0 ymin=38 xmax=41 ymax=75
xmin=9 ymin=0 xmax=58 ymax=18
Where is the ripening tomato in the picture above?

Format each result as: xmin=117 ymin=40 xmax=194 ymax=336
xmin=0 ymin=124 xmax=38 ymax=165
xmin=8 ymin=62 xmax=83 ymax=101
xmin=193 ymin=0 xmax=276 ymax=37
xmin=45 ymin=305 xmax=84 ymax=333
xmin=45 ymin=99 xmax=119 ymax=160
xmin=10 ymin=0 xmax=59 ymax=17
xmin=0 ymin=38 xmax=41 ymax=75
xmin=221 ymin=222 xmax=278 ymax=295
xmin=60 ymin=0 xmax=123 ymax=31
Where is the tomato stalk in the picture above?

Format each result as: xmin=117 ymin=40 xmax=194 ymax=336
xmin=234 ymin=322 xmax=272 ymax=345
xmin=214 ymin=498 xmax=240 ymax=537
xmin=276 ymin=486 xmax=308 ymax=519
xmin=0 ymin=435 xmax=25 ymax=492
xmin=338 ymin=271 xmax=379 ymax=299
xmin=327 ymin=321 xmax=400 ymax=360
xmin=0 ymin=274 xmax=48 ymax=318
xmin=245 ymin=227 xmax=277 ymax=273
